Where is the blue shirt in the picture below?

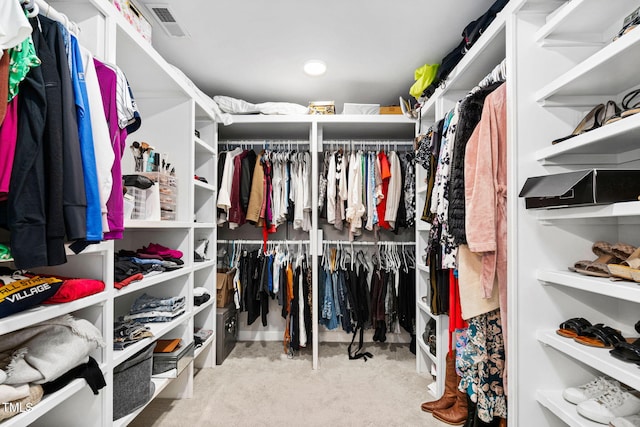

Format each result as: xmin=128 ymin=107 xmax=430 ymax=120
xmin=70 ymin=35 xmax=102 ymax=241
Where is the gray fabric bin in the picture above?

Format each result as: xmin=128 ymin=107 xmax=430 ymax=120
xmin=113 ymin=343 xmax=155 ymax=420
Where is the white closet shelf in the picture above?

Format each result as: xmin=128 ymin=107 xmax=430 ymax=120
xmin=418 ymin=336 xmax=436 ymax=364
xmin=64 ymin=240 xmax=113 ymax=256
xmin=192 ymin=260 xmax=216 ymax=271
xmin=535 ymin=389 xmax=602 ymax=427
xmin=113 ymin=312 xmax=191 ymax=366
xmin=535 ymin=0 xmax=634 ymax=46
xmin=532 ymin=201 xmax=640 ymax=221
xmin=194 ymin=334 xmax=215 ymax=359
xmin=416 ymin=222 xmax=430 ymax=232
xmin=535 ymin=112 xmax=640 ymax=164
xmin=1 ymin=378 xmax=87 ymax=427
xmin=114 ymin=268 xmax=191 ymax=298
xmin=193 ymin=299 xmax=215 ymax=316
xmin=418 ymin=300 xmax=442 ymax=322
xmin=124 ymin=220 xmax=194 ymax=229
xmin=194 ymin=180 xmax=216 ymax=192
xmin=417 ymin=184 xmax=428 ymax=194
xmin=538 ymin=269 xmax=640 ymax=303
xmin=420 ymin=6 xmax=509 ymax=120
xmin=0 ymin=292 xmax=109 ymax=336
xmin=537 ymin=330 xmax=640 ymax=391
xmin=194 ymin=137 xmax=215 ymax=155
xmin=417 ymin=264 xmax=429 ymax=273
xmin=192 ymin=222 xmax=216 ymax=229
xmin=536 ymin=27 xmax=640 ymax=103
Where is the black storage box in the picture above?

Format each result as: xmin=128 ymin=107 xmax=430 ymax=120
xmin=152 ymin=341 xmax=194 ymax=377
xmin=113 ymin=343 xmax=155 ymax=420
xmin=519 ymin=169 xmax=640 ymax=209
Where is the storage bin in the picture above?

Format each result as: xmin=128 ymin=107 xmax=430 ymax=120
xmin=113 ymin=343 xmax=155 ymax=420
xmin=152 ymin=341 xmax=194 ymax=377
xmin=519 ymin=169 xmax=640 ymax=209
xmin=128 ymin=172 xmax=178 ymax=221
xmin=111 ymin=0 xmax=152 ymax=43
xmin=343 ymin=103 xmax=380 ymax=115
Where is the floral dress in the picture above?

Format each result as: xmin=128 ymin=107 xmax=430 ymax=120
xmin=456 ymin=309 xmax=507 ymax=422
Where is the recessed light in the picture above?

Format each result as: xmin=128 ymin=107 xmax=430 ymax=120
xmin=304 ymin=59 xmax=327 ymax=76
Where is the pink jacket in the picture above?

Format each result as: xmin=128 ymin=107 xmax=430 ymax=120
xmin=464 ymin=83 xmax=507 ymax=322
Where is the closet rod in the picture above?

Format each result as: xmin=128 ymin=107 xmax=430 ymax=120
xmin=218 ymin=239 xmax=310 ymax=245
xmin=325 ymin=140 xmax=414 ymax=146
xmin=322 ymin=240 xmax=415 ymax=246
xmin=220 ymin=140 xmax=309 ymax=145
xmin=33 ymin=0 xmax=81 ymax=35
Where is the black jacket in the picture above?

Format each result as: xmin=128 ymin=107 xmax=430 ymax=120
xmin=240 ymin=150 xmax=256 ymax=213
xmin=448 ymin=83 xmax=503 ymax=245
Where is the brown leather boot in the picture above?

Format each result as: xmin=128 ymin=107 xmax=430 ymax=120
xmin=421 ymin=352 xmax=458 ymax=412
xmin=432 ymin=388 xmax=468 ymax=425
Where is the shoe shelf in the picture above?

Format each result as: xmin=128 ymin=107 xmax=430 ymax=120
xmin=536 ymin=389 xmax=602 ymax=427
xmin=192 ymin=223 xmax=216 ymax=229
xmin=535 ymin=0 xmax=634 ymax=46
xmin=537 ymin=330 xmax=640 ymax=391
xmin=114 ymin=268 xmax=192 ymax=298
xmin=194 ymin=136 xmax=215 ymax=156
xmin=193 ymin=299 xmax=215 ymax=317
xmin=417 ymin=263 xmax=429 ymax=274
xmin=194 ymin=334 xmax=215 ymax=360
xmin=536 ymin=27 xmax=640 ymax=104
xmin=417 ymin=184 xmax=428 ymax=194
xmin=112 ymin=312 xmax=191 ymax=366
xmin=192 ymin=259 xmax=216 ymax=272
xmin=535 ymin=111 xmax=640 ymax=164
xmin=416 ymin=221 xmax=431 ymax=232
xmin=532 ymin=201 xmax=640 ymax=223
xmin=194 ymin=179 xmax=216 ymax=193
xmin=538 ymin=269 xmax=640 ymax=303
xmin=418 ymin=335 xmax=437 ymax=365
xmin=0 ymin=292 xmax=110 ymax=336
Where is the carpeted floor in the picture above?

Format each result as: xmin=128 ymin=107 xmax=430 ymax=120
xmin=130 ymin=341 xmax=449 ymax=427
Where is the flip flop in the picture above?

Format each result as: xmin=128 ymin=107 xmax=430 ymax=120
xmin=557 ymin=317 xmax=592 ymax=338
xmin=574 ymin=324 xmax=633 ymax=349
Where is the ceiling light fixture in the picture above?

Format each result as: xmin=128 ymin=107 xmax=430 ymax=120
xmin=304 ymin=59 xmax=327 ymax=76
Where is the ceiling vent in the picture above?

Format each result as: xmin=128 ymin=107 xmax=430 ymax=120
xmin=146 ymin=4 xmax=189 ymax=38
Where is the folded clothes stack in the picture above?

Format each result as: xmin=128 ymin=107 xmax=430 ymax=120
xmin=113 ymin=319 xmax=154 ymax=350
xmin=122 ymin=293 xmax=186 ymax=323
xmin=193 ymin=287 xmax=211 ymax=306
xmin=114 ymin=243 xmax=184 ymax=289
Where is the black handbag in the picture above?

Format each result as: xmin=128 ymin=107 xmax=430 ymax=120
xmin=462 ymin=0 xmax=510 ymax=52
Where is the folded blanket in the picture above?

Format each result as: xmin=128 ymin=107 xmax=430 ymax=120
xmin=0 ymin=315 xmax=105 ymax=385
xmin=0 ymin=383 xmax=29 ymax=403
xmin=0 ymin=384 xmax=43 ymax=421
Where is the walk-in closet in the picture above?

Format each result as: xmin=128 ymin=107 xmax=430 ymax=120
xmin=3 ymin=0 xmax=640 ymax=426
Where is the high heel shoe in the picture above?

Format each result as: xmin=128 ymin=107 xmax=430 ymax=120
xmin=620 ymin=89 xmax=640 ymax=119
xmin=603 ymin=100 xmax=622 ymax=125
xmin=552 ymin=103 xmax=605 ymax=145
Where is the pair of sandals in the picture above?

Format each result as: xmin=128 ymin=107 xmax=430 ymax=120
xmin=570 ymin=241 xmax=640 ymax=279
xmin=557 ymin=317 xmax=635 ymax=349
xmin=552 ymin=89 xmax=640 ymax=145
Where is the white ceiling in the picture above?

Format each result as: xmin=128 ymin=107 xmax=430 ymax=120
xmin=136 ymin=0 xmax=497 ymax=112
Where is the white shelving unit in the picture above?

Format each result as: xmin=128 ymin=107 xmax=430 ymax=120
xmin=0 ymin=0 xmax=220 ymax=425
xmin=510 ymin=1 xmax=640 ymax=425
xmin=216 ymin=114 xmax=416 ymax=370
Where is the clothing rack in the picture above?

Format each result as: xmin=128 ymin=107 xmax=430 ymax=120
xmin=218 ymin=239 xmax=310 ymax=245
xmin=322 ymin=240 xmax=415 ymax=246
xmin=31 ymin=0 xmax=81 ymax=35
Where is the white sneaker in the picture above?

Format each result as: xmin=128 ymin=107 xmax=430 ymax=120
xmin=611 ymin=413 xmax=640 ymax=427
xmin=563 ymin=377 xmax=622 ymax=405
xmin=577 ymin=388 xmax=640 ymax=424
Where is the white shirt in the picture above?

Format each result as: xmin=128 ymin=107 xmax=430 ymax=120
xmin=326 ymin=153 xmax=337 ymax=225
xmin=81 ymin=46 xmax=115 ymax=232
xmin=0 ymin=0 xmax=31 ymax=56
xmin=217 ymin=147 xmax=243 ymax=225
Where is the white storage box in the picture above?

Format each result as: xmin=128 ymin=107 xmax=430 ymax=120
xmin=343 ymin=103 xmax=380 ymax=115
